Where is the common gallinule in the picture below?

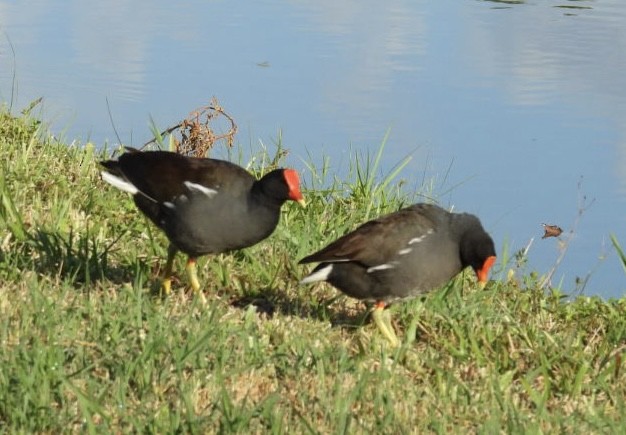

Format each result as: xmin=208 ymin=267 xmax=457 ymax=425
xmin=299 ymin=203 xmax=496 ymax=346
xmin=100 ymin=148 xmax=305 ymax=294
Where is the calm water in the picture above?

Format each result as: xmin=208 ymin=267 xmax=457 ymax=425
xmin=1 ymin=0 xmax=625 ymax=298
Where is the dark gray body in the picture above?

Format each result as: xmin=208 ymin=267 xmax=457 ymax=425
xmin=153 ymin=184 xmax=282 ymax=256
xmin=101 ymin=150 xmax=292 ymax=257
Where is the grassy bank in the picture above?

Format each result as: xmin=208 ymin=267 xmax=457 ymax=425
xmin=1 ymin=107 xmax=625 ymax=433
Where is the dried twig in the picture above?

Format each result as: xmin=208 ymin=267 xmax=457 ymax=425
xmin=140 ymin=97 xmax=238 ymax=157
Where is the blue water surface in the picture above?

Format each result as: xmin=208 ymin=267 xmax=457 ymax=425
xmin=1 ymin=0 xmax=625 ymax=297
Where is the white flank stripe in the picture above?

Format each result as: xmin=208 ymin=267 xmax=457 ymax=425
xmin=164 ymin=202 xmax=175 ymax=209
xmin=367 ymin=263 xmax=395 ymax=273
xmin=398 ymin=248 xmax=412 ymax=255
xmin=100 ymin=171 xmax=138 ymax=194
xmin=300 ymin=264 xmax=334 ymax=284
xmin=184 ymin=181 xmax=218 ymax=197
xmin=408 ymin=229 xmax=433 ymax=245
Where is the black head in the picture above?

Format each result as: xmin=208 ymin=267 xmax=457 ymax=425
xmin=254 ymin=168 xmax=305 ymax=206
xmin=457 ymin=215 xmax=497 ymax=283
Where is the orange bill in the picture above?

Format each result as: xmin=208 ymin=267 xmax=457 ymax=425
xmin=477 ymin=255 xmax=497 ymax=283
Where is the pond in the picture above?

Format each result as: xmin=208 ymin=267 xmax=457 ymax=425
xmin=1 ymin=0 xmax=625 ymax=298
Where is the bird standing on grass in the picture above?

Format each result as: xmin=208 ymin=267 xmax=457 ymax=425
xmin=299 ymin=203 xmax=496 ymax=347
xmin=100 ymin=148 xmax=305 ymax=294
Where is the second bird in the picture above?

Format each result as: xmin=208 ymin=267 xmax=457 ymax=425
xmin=299 ymin=203 xmax=496 ymax=346
xmin=100 ymin=148 xmax=305 ymax=294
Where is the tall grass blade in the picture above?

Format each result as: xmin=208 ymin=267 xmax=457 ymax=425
xmin=0 ymin=171 xmax=28 ymax=241
xmin=610 ymin=234 xmax=626 ymax=275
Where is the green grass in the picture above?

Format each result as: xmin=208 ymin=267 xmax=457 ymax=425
xmin=1 ymin=106 xmax=626 ymax=433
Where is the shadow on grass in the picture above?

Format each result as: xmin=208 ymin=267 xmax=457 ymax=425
xmin=3 ymin=228 xmax=141 ymax=288
xmin=229 ymin=288 xmax=371 ymax=332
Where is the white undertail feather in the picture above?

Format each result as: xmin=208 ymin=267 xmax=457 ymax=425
xmin=300 ymin=264 xmax=334 ymax=284
xmin=101 ymin=171 xmax=138 ymax=194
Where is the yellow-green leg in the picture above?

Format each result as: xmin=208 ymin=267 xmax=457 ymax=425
xmin=185 ymin=257 xmax=201 ymax=293
xmin=161 ymin=244 xmax=178 ymax=295
xmin=371 ymin=301 xmax=400 ymax=347
xmin=185 ymin=257 xmax=207 ymax=304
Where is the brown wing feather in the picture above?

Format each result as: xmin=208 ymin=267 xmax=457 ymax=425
xmin=300 ymin=205 xmax=438 ymax=266
xmin=300 ymin=220 xmax=383 ymax=262
xmin=116 ymin=151 xmax=254 ymax=202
